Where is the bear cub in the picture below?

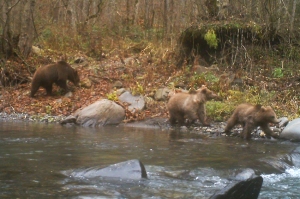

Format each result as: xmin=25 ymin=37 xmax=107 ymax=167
xmin=30 ymin=61 xmax=80 ymax=97
xmin=224 ymin=103 xmax=280 ymax=139
xmin=167 ymin=85 xmax=220 ymax=126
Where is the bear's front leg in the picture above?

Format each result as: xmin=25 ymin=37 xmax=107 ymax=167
xmin=30 ymin=83 xmax=40 ymax=97
xmin=197 ymin=104 xmax=210 ymax=126
xmin=168 ymin=115 xmax=177 ymax=125
xmin=260 ymin=123 xmax=279 ymax=139
xmin=56 ymin=80 xmax=69 ymax=92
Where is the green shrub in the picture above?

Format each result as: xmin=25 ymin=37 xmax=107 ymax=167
xmin=106 ymin=91 xmax=118 ymax=101
xmin=272 ymin=67 xmax=284 ymax=78
xmin=204 ymin=29 xmax=218 ymax=49
xmin=206 ymin=101 xmax=234 ymax=121
xmin=131 ymin=81 xmax=144 ymax=96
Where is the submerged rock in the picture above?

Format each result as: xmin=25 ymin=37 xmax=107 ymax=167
xmin=290 ymin=146 xmax=300 ymax=167
xmin=64 ymin=159 xmax=147 ymax=180
xmin=210 ymin=169 xmax=263 ymax=199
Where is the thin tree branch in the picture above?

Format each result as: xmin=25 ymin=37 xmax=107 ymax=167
xmin=84 ymin=0 xmax=104 ymax=23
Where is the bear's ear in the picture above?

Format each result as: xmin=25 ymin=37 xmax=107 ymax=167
xmin=201 ymin=88 xmax=207 ymax=94
xmin=188 ymin=88 xmax=197 ymax=94
xmin=260 ymin=106 xmax=267 ymax=112
xmin=193 ymin=98 xmax=200 ymax=103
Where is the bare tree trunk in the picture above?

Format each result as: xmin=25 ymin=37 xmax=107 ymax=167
xmin=168 ymin=0 xmax=174 ymax=34
xmin=144 ymin=0 xmax=150 ymax=29
xmin=1 ymin=0 xmax=36 ymax=59
xmin=290 ymin=0 xmax=297 ymax=36
xmin=18 ymin=0 xmax=36 ymax=57
xmin=126 ymin=0 xmax=130 ymax=31
xmin=2 ymin=0 xmax=20 ymax=58
xmin=66 ymin=0 xmax=76 ymax=32
xmin=163 ymin=0 xmax=168 ymax=37
xmin=133 ymin=0 xmax=140 ymax=25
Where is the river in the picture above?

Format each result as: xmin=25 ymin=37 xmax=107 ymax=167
xmin=0 ymin=120 xmax=299 ymax=198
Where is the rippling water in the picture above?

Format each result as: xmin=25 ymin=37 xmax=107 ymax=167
xmin=0 ymin=120 xmax=299 ymax=198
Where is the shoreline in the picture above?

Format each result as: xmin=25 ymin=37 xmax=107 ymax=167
xmin=0 ymin=112 xmax=66 ymax=123
xmin=0 ymin=112 xmax=285 ymax=141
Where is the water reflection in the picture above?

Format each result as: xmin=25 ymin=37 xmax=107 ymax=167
xmin=0 ymin=121 xmax=299 ymax=198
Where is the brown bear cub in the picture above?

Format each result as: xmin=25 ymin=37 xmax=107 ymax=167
xmin=30 ymin=61 xmax=80 ymax=97
xmin=224 ymin=103 xmax=280 ymax=139
xmin=167 ymin=85 xmax=220 ymax=126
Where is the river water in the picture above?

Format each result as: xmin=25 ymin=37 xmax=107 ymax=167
xmin=0 ymin=120 xmax=299 ymax=198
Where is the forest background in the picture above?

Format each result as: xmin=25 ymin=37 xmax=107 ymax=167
xmin=0 ymin=0 xmax=300 ymax=122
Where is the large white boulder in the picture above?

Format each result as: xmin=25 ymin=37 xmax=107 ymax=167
xmin=280 ymin=118 xmax=300 ymax=141
xmin=60 ymin=99 xmax=125 ymax=127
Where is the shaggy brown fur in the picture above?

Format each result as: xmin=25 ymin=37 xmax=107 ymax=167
xmin=30 ymin=61 xmax=80 ymax=97
xmin=224 ymin=103 xmax=280 ymax=139
xmin=167 ymin=85 xmax=219 ymax=126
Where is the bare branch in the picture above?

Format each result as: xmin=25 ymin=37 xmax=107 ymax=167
xmin=85 ymin=0 xmax=104 ymax=23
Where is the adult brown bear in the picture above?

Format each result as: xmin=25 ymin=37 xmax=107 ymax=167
xmin=167 ymin=85 xmax=220 ymax=126
xmin=30 ymin=61 xmax=80 ymax=97
xmin=224 ymin=103 xmax=280 ymax=139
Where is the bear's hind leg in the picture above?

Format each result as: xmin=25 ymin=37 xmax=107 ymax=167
xmin=45 ymin=84 xmax=53 ymax=96
xmin=242 ymin=122 xmax=255 ymax=139
xmin=176 ymin=114 xmax=185 ymax=126
xmin=224 ymin=117 xmax=237 ymax=135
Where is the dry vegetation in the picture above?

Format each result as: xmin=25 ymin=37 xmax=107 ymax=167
xmin=1 ymin=37 xmax=300 ymax=123
xmin=1 ymin=0 xmax=300 ymax=122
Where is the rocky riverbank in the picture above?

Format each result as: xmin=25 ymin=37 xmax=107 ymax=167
xmin=0 ymin=109 xmax=290 ymax=141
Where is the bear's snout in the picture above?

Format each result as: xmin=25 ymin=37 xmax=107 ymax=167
xmin=273 ymin=118 xmax=280 ymax=123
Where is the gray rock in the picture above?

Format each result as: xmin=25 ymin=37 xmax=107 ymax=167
xmin=31 ymin=46 xmax=44 ymax=56
xmin=278 ymin=117 xmax=289 ymax=127
xmin=80 ymin=78 xmax=92 ymax=88
xmin=60 ymin=115 xmax=77 ymax=125
xmin=65 ymin=159 xmax=147 ymax=180
xmin=118 ymin=91 xmax=145 ymax=113
xmin=121 ymin=117 xmax=169 ymax=129
xmin=74 ymin=57 xmax=85 ymax=63
xmin=280 ymin=118 xmax=300 ymax=141
xmin=112 ymin=80 xmax=123 ymax=89
xmin=60 ymin=99 xmax=125 ymax=127
xmin=64 ymin=91 xmax=73 ymax=98
xmin=154 ymin=87 xmax=171 ymax=101
xmin=116 ymin=88 xmax=126 ymax=96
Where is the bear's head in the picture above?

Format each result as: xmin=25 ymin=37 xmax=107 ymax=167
xmin=256 ymin=105 xmax=279 ymax=124
xmin=195 ymin=86 xmax=220 ymax=101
